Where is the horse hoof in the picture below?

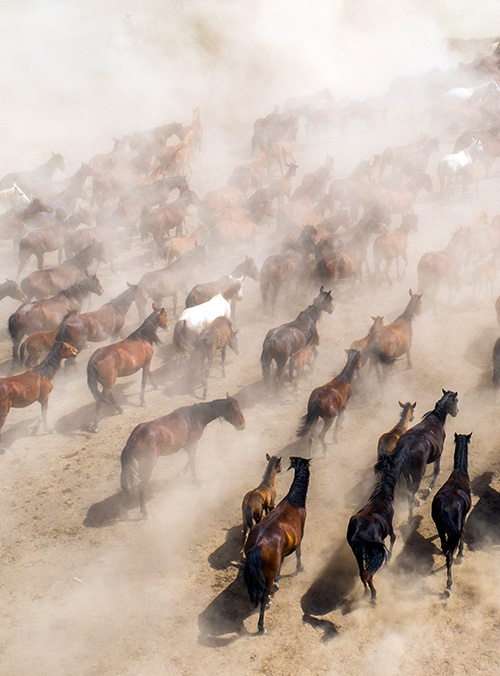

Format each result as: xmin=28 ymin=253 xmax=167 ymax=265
xmin=257 ymin=626 xmax=266 ymax=635
xmin=89 ymin=425 xmax=98 ymax=434
xmin=141 ymin=513 xmax=150 ymax=521
xmin=296 ymin=565 xmax=304 ymax=573
xmin=443 ymin=588 xmax=451 ymax=598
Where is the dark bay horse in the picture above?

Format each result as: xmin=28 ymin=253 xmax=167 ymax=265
xmin=297 ymin=348 xmax=361 ymax=454
xmin=0 ymin=341 xmax=77 ymax=450
xmin=431 ymin=432 xmax=472 ymax=596
xmin=347 ymin=453 xmax=397 ymax=602
xmin=377 ymin=401 xmax=416 ymax=459
xmin=8 ymin=275 xmax=104 ymax=362
xmin=260 ymin=286 xmax=334 ymax=387
xmin=55 ymin=284 xmax=148 ymax=353
xmin=185 ymin=256 xmax=260 ymax=308
xmin=242 ymin=453 xmax=282 ymax=546
xmin=394 ymin=389 xmax=459 ymax=521
xmin=243 ymin=456 xmax=310 ymax=634
xmin=120 ymin=394 xmax=245 ymax=518
xmin=87 ymin=306 xmax=169 ymax=431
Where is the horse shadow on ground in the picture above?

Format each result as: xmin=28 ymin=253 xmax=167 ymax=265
xmin=83 ymin=476 xmax=181 ymax=527
xmin=0 ymin=414 xmax=46 ymax=450
xmin=343 ymin=469 xmax=375 ymax=511
xmin=392 ymin=515 xmax=441 ymax=578
xmin=463 ymin=326 xmax=498 ymax=370
xmin=300 ymin=540 xmax=357 ymax=641
xmin=197 ymin=570 xmax=256 ymax=646
xmin=466 ymin=472 xmax=500 ymax=550
xmin=232 ymin=379 xmax=268 ymax=409
xmin=208 ymin=525 xmax=243 ymax=570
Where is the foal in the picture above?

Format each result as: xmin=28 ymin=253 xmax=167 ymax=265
xmin=242 ymin=453 xmax=282 ymax=546
xmin=192 ymin=316 xmax=239 ymax=399
xmin=377 ymin=401 xmax=416 ymax=459
xmin=288 ymin=334 xmax=319 ymax=396
xmin=431 ymin=432 xmax=472 ymax=596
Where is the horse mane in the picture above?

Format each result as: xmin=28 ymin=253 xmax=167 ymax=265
xmin=285 ymin=463 xmax=310 ymax=508
xmin=32 ymin=342 xmax=66 ymax=377
xmin=222 ymin=280 xmax=241 ymax=300
xmin=371 ymin=455 xmax=397 ymax=501
xmin=128 ymin=312 xmax=161 ymax=345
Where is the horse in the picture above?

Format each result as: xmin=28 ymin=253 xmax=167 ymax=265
xmin=8 ymin=275 xmax=104 ymax=362
xmin=20 ymin=240 xmax=107 ymax=301
xmin=19 ymin=311 xmax=77 ymax=367
xmin=438 ymin=139 xmax=483 ymax=193
xmin=140 ymin=190 xmax=199 ymax=244
xmin=431 ymin=432 xmax=472 ymax=597
xmin=0 ymin=279 xmax=27 ymax=304
xmin=0 ymin=199 xmax=53 ymax=247
xmin=350 ymin=316 xmax=384 ymax=367
xmin=185 ymin=256 xmax=259 ymax=308
xmin=260 ymin=225 xmax=318 ymax=315
xmin=377 ymin=401 xmax=416 ymax=459
xmin=55 ymin=284 xmax=148 ymax=353
xmin=0 ymin=152 xmax=65 ymax=194
xmin=0 ymin=184 xmax=30 ymax=213
xmin=120 ymin=394 xmax=245 ymax=518
xmin=288 ymin=333 xmax=319 ymax=396
xmin=394 ymin=389 xmax=459 ymax=521
xmin=242 ymin=454 xmax=282 ymax=546
xmin=173 ymin=280 xmax=242 ymax=353
xmin=365 ymin=290 xmax=422 ymax=380
xmin=260 ymin=287 xmax=334 ymax=387
xmin=297 ymin=348 xmax=361 ymax=454
xmin=373 ymin=213 xmax=418 ymax=286
xmin=161 ymin=225 xmax=207 ymax=264
xmin=192 ymin=317 xmax=239 ymax=399
xmin=347 ymin=453 xmax=397 ymax=602
xmin=243 ymin=456 xmax=310 ymax=634
xmin=0 ymin=341 xmax=77 ymax=450
xmin=379 ymin=134 xmax=429 ymax=177
xmin=87 ymin=306 xmax=169 ymax=432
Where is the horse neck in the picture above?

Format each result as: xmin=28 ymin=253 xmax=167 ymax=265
xmin=130 ymin=316 xmax=159 ymax=344
xmin=336 ymin=356 xmax=358 ymax=384
xmin=399 ymin=298 xmax=418 ymax=322
xmin=397 ymin=408 xmax=412 ymax=433
xmin=297 ymin=304 xmax=320 ymax=328
xmin=261 ymin=462 xmax=279 ymax=487
xmin=37 ymin=158 xmax=58 ymax=181
xmin=285 ymin=466 xmax=310 ymax=508
xmin=230 ymin=260 xmax=247 ymax=278
xmin=33 ymin=344 xmax=66 ymax=378
xmin=222 ymin=284 xmax=240 ymax=302
xmin=73 ymin=246 xmax=94 ymax=270
xmin=193 ymin=399 xmax=230 ymax=427
xmin=453 ymin=439 xmax=469 ymax=477
xmin=428 ymin=400 xmax=451 ymax=425
xmin=370 ymin=467 xmax=397 ymax=503
xmin=65 ymin=279 xmax=91 ymax=303
xmin=109 ymin=288 xmax=136 ymax=314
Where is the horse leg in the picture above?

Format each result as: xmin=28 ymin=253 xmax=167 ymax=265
xmin=37 ymin=253 xmax=44 ymax=270
xmin=308 ymin=419 xmax=318 ymax=458
xmin=185 ymin=442 xmax=199 ymax=483
xmin=428 ymin=457 xmax=441 ymax=493
xmin=406 ymin=350 xmax=413 ymax=369
xmin=319 ymin=417 xmax=333 ymax=454
xmin=203 ymin=355 xmax=213 ymax=400
xmin=140 ymin=365 xmax=149 ymax=407
xmin=39 ymin=397 xmax=50 ymax=433
xmin=220 ymin=346 xmax=227 ymax=377
xmin=445 ymin=551 xmax=453 ymax=596
xmin=295 ymin=544 xmax=304 ymax=572
xmin=172 ymin=292 xmax=178 ymax=318
xmin=384 ymin=258 xmax=392 ymax=287
xmin=333 ymin=409 xmax=345 ymax=443
xmin=257 ymin=585 xmax=271 ymax=635
xmin=0 ymin=406 xmax=10 ymax=452
xmin=107 ymin=390 xmax=124 ymax=415
xmin=366 ymin=574 xmax=377 ymax=603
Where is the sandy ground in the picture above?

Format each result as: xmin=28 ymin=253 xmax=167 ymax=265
xmin=2 ymin=73 xmax=500 ymax=676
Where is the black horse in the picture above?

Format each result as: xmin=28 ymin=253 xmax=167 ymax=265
xmin=394 ymin=389 xmax=459 ymax=521
xmin=260 ymin=287 xmax=334 ymax=388
xmin=431 ymin=432 xmax=472 ymax=596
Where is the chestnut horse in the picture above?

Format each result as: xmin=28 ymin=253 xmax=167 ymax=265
xmin=431 ymin=432 xmax=472 ymax=596
xmin=297 ymin=348 xmax=361 ymax=454
xmin=347 ymin=453 xmax=397 ymax=602
xmin=350 ymin=315 xmax=384 ymax=366
xmin=394 ymin=389 xmax=459 ymax=521
xmin=8 ymin=275 xmax=104 ymax=362
xmin=55 ymin=284 xmax=148 ymax=353
xmin=377 ymin=401 xmax=416 ymax=459
xmin=192 ymin=316 xmax=239 ymax=399
xmin=373 ymin=213 xmax=418 ymax=286
xmin=365 ymin=290 xmax=422 ymax=379
xmin=242 ymin=453 xmax=282 ymax=546
xmin=243 ymin=456 xmax=310 ymax=634
xmin=260 ymin=287 xmax=334 ymax=387
xmin=0 ymin=341 xmax=77 ymax=450
xmin=120 ymin=394 xmax=245 ymax=518
xmin=87 ymin=306 xmax=169 ymax=431
xmin=19 ymin=310 xmax=77 ymax=366
xmin=288 ymin=333 xmax=319 ymax=396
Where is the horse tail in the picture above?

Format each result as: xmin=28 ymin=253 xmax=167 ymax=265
xmin=19 ymin=338 xmax=28 ymax=365
xmin=368 ymin=342 xmax=397 ymax=365
xmin=394 ymin=441 xmax=413 ymax=482
xmin=8 ymin=311 xmax=21 ymax=341
xmin=260 ymin=340 xmax=274 ymax=383
xmin=87 ymin=361 xmax=105 ymax=402
xmin=350 ymin=534 xmax=389 ymax=577
xmin=243 ymin=544 xmax=266 ymax=606
xmin=120 ymin=439 xmax=140 ymax=494
xmin=297 ymin=398 xmax=320 ymax=437
xmin=432 ymin=502 xmax=461 ymax=555
xmin=173 ymin=319 xmax=190 ymax=353
xmin=244 ymin=503 xmax=255 ymax=533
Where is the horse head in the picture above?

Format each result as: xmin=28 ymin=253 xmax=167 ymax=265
xmin=315 ymin=286 xmax=334 ymax=314
xmin=440 ymin=389 xmax=459 ymax=417
xmin=224 ymin=393 xmax=246 ymax=430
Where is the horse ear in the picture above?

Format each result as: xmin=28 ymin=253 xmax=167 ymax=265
xmin=411 ymin=402 xmax=417 ymax=409
xmin=398 ymin=401 xmax=404 ymax=408
xmin=152 ymin=303 xmax=157 ymax=310
xmin=266 ymin=453 xmax=271 ymax=461
xmin=442 ymin=388 xmax=447 ymax=395
xmin=454 ymin=432 xmax=458 ymax=441
xmin=226 ymin=392 xmax=231 ymax=398
xmin=409 ymin=289 xmax=413 ymax=296
xmin=467 ymin=432 xmax=473 ymax=440
xmin=320 ymin=285 xmax=324 ymax=293
xmin=371 ymin=315 xmax=376 ymax=320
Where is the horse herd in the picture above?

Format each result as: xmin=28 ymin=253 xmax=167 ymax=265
xmin=1 ymin=63 xmax=500 ymax=640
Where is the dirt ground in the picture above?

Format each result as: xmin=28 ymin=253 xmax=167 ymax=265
xmin=2 ymin=12 xmax=500 ymax=675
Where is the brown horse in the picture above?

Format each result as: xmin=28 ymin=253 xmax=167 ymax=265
xmin=192 ymin=317 xmax=239 ymax=399
xmin=377 ymin=401 xmax=416 ymax=459
xmin=120 ymin=394 xmax=245 ymax=518
xmin=0 ymin=199 xmax=53 ymax=246
xmin=20 ymin=240 xmax=107 ymax=301
xmin=431 ymin=433 xmax=472 ymax=596
xmin=244 ymin=456 xmax=310 ymax=634
xmin=0 ymin=279 xmax=27 ymax=303
xmin=19 ymin=311 xmax=77 ymax=367
xmin=261 ymin=287 xmax=334 ymax=387
xmin=373 ymin=213 xmax=418 ymax=286
xmin=297 ymin=348 xmax=361 ymax=454
xmin=394 ymin=390 xmax=459 ymax=521
xmin=8 ymin=275 xmax=104 ymax=362
xmin=350 ymin=315 xmax=384 ymax=366
xmin=87 ymin=306 xmax=169 ymax=432
xmin=0 ymin=341 xmax=77 ymax=451
xmin=288 ymin=334 xmax=319 ymax=396
xmin=242 ymin=453 xmax=282 ymax=546
xmin=365 ymin=290 xmax=422 ymax=379
xmin=347 ymin=453 xmax=397 ymax=602
xmin=185 ymin=256 xmax=259 ymax=309
xmin=55 ymin=284 xmax=148 ymax=353
xmin=140 ymin=190 xmax=199 ymax=243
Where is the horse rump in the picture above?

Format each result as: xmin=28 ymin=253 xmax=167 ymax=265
xmin=368 ymin=342 xmax=397 ymax=366
xmin=243 ymin=544 xmax=266 ymax=606
xmin=348 ymin=532 xmax=389 ymax=577
xmin=431 ymin=498 xmax=462 ymax=555
xmin=173 ymin=319 xmax=190 ymax=353
xmin=120 ymin=439 xmax=141 ymax=494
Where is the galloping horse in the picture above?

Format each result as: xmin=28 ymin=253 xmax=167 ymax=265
xmin=347 ymin=453 xmax=397 ymax=602
xmin=431 ymin=433 xmax=472 ymax=596
xmin=244 ymin=457 xmax=310 ymax=634
xmin=297 ymin=348 xmax=361 ymax=453
xmin=394 ymin=390 xmax=459 ymax=521
xmin=192 ymin=317 xmax=239 ymax=399
xmin=365 ymin=290 xmax=422 ymax=379
xmin=373 ymin=213 xmax=418 ymax=286
xmin=417 ymin=228 xmax=470 ymax=307
xmin=87 ymin=306 xmax=169 ymax=431
xmin=8 ymin=275 xmax=104 ymax=362
xmin=350 ymin=316 xmax=384 ymax=366
xmin=260 ymin=287 xmax=334 ymax=387
xmin=0 ymin=341 xmax=77 ymax=450
xmin=120 ymin=394 xmax=245 ymax=518
xmin=242 ymin=453 xmax=282 ymax=546
xmin=377 ymin=401 xmax=416 ymax=459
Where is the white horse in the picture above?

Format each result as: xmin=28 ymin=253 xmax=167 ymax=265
xmin=173 ymin=280 xmax=243 ymax=352
xmin=442 ymin=80 xmax=500 ymax=104
xmin=0 ymin=183 xmax=30 ymax=214
xmin=438 ymin=139 xmax=483 ymax=193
